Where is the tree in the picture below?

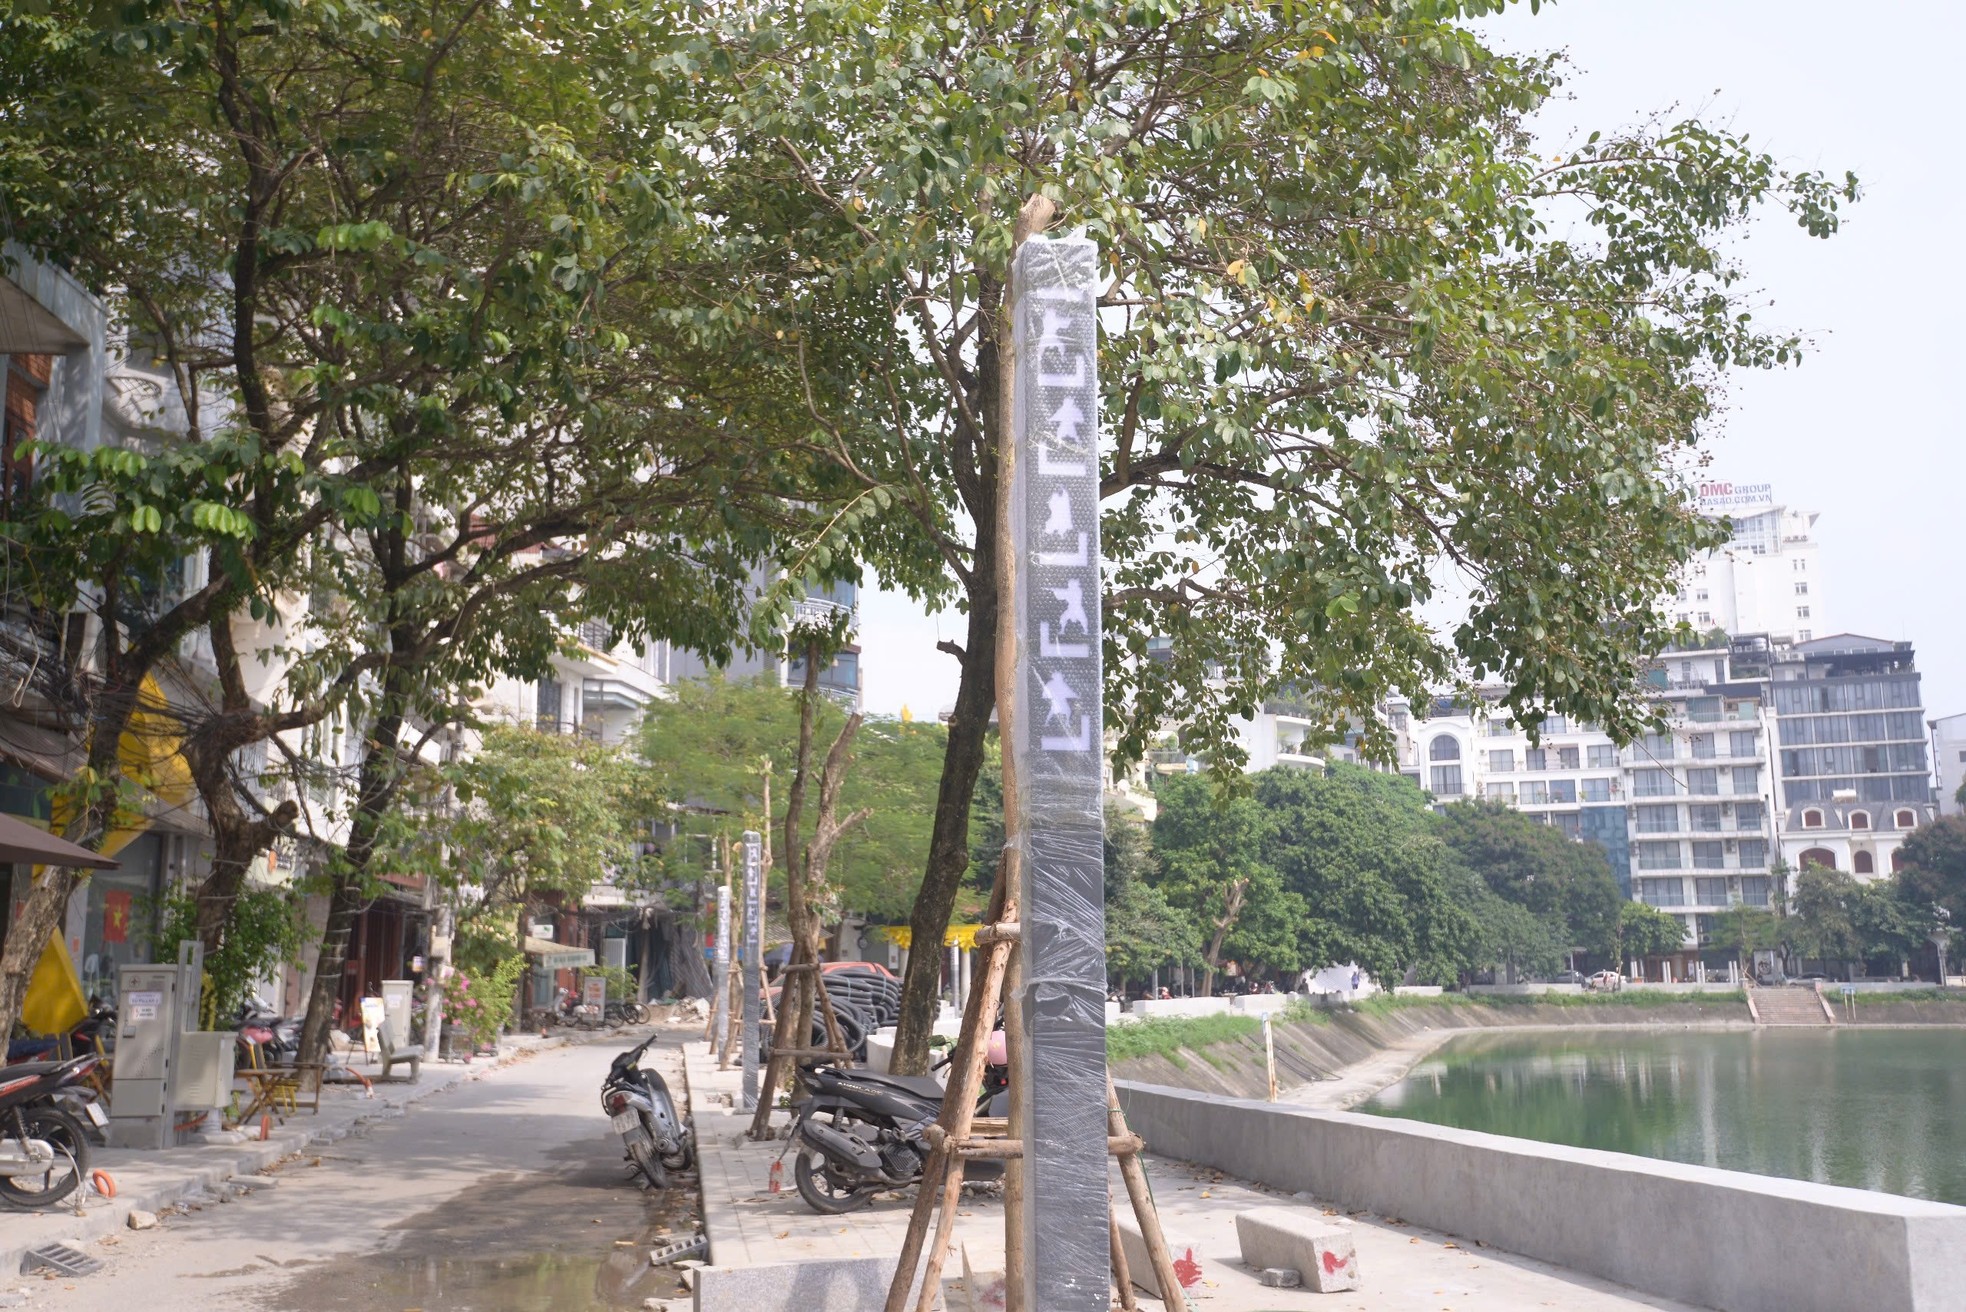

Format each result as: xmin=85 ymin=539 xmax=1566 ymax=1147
xmin=382 ymin=725 xmax=637 ymax=946
xmin=1706 ymin=907 xmax=1781 ymax=975
xmin=1435 ymin=801 xmax=1625 ymax=960
xmin=688 ymin=0 xmax=1855 ymax=1067
xmin=1897 ymin=817 xmax=1966 ymax=925
xmin=637 ymin=677 xmax=959 ymax=924
xmin=1615 ymin=901 xmax=1691 ymax=963
xmin=1789 ymin=868 xmax=1866 ymax=972
xmin=1 ymin=0 xmax=832 ymax=1049
xmin=1468 ymin=889 xmax=1564 ymax=983
xmin=1258 ymin=765 xmax=1477 ymax=986
xmin=1849 ymin=880 xmax=1932 ymax=975
xmin=1150 ymin=774 xmax=1293 ymax=993
xmin=1102 ymin=803 xmax=1197 ymax=988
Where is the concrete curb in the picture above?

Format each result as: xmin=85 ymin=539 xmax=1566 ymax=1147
xmin=0 ymin=1034 xmax=569 ymax=1277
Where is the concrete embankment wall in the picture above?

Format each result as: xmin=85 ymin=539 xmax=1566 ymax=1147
xmin=1115 ymin=1080 xmax=1966 ymax=1312
xmin=1110 ymin=999 xmax=1752 ymax=1101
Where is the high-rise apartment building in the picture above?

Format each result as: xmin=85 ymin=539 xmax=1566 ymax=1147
xmin=1670 ymin=481 xmax=1823 ymax=644
xmin=1768 ymin=635 xmax=1935 ymax=878
xmin=1931 ymin=712 xmax=1966 ymax=818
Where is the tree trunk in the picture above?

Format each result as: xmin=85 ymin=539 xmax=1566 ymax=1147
xmin=0 ymin=670 xmax=142 ymax=1036
xmin=297 ymin=693 xmax=407 ymax=1065
xmin=889 ymin=551 xmax=997 ymax=1073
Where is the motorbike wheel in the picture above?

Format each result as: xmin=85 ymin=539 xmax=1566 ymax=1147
xmin=627 ymin=1136 xmax=667 ymax=1190
xmin=0 ymin=1106 xmax=89 ymax=1210
xmin=628 ymin=1002 xmax=651 ymax=1024
xmin=793 ymin=1149 xmax=876 ymax=1215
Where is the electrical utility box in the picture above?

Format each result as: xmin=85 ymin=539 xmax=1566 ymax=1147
xmin=108 ymin=941 xmax=241 ymax=1148
xmin=109 ymin=964 xmax=182 ymax=1150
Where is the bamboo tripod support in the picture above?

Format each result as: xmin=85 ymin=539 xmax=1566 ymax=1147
xmin=880 ymin=880 xmax=1188 ymax=1312
xmin=747 ymin=956 xmax=852 ymax=1139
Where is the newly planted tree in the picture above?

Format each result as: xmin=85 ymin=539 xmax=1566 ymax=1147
xmin=686 ymin=0 xmax=1856 ymax=1066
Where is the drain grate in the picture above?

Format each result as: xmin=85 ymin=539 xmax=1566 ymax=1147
xmin=21 ymin=1243 xmax=103 ymax=1277
xmin=647 ymin=1233 xmax=708 ymax=1266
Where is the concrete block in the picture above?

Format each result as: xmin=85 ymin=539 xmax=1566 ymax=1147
xmin=1258 ymin=1267 xmax=1302 ymax=1288
xmin=1115 ymin=1214 xmax=1207 ymax=1301
xmin=692 ymin=1256 xmax=900 ymax=1311
xmin=1236 ymin=1207 xmax=1359 ymax=1293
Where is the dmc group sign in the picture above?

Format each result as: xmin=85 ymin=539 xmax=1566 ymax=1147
xmin=1696 ymin=480 xmax=1774 ymax=517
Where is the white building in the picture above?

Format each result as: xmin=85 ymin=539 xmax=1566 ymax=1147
xmin=1670 ymin=480 xmax=1823 ymax=644
xmin=1931 ymin=712 xmax=1966 ymax=818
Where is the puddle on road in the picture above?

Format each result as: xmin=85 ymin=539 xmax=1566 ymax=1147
xmin=256 ymin=1157 xmax=702 ymax=1311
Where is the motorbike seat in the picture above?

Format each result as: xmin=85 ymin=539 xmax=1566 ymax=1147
xmin=849 ymin=1071 xmax=947 ymax=1099
xmin=0 ymin=1061 xmax=65 ymax=1079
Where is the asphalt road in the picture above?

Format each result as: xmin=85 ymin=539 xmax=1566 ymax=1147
xmin=22 ymin=1031 xmax=699 ymax=1312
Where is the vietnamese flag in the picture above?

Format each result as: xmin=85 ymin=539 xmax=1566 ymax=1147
xmin=102 ymin=889 xmax=131 ymax=945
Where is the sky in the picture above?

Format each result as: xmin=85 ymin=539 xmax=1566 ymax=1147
xmin=854 ymin=0 xmax=1966 ymax=727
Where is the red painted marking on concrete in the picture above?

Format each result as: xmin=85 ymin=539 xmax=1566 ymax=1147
xmin=1322 ymin=1251 xmax=1348 ymax=1275
xmin=1174 ymin=1248 xmax=1203 ymax=1287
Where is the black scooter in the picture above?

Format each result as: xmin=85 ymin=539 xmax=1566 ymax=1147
xmin=601 ymin=1034 xmax=692 ymax=1189
xmin=0 ymin=1051 xmax=101 ymax=1209
xmin=786 ymin=1046 xmax=1009 ymax=1214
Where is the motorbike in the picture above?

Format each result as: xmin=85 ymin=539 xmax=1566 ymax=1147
xmin=0 ymin=1051 xmax=103 ymax=1209
xmin=785 ymin=1033 xmax=1010 ymax=1215
xmin=602 ymin=1034 xmax=692 ymax=1189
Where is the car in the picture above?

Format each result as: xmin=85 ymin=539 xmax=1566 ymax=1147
xmin=1539 ymin=970 xmax=1588 ymax=985
xmin=1585 ymin=970 xmax=1624 ymax=993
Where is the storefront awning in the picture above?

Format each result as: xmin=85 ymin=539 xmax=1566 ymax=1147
xmin=523 ymin=935 xmax=594 ymax=971
xmin=0 ymin=812 xmax=119 ymax=869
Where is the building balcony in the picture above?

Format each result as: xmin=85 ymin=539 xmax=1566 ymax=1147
xmin=583 ymin=677 xmax=655 ymax=715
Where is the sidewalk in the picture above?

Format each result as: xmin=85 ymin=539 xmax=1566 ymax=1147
xmin=681 ymin=1043 xmax=1699 ymax=1312
xmin=0 ymin=1033 xmax=571 ymax=1277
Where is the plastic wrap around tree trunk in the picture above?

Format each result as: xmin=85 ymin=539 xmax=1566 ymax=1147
xmin=1008 ymin=234 xmax=1110 ymax=1310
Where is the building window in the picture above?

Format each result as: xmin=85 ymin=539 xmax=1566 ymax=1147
xmin=1429 ymin=765 xmax=1464 ymax=796
xmin=1729 ymin=730 xmax=1758 ymax=758
xmin=1641 ymin=732 xmax=1676 ymax=761
xmin=1588 ymin=744 xmax=1619 ymax=768
xmin=1488 ymin=750 xmax=1515 ymax=773
xmin=1522 ymin=781 xmax=1550 ymax=804
xmin=1738 ymin=839 xmax=1768 ymax=868
xmin=1485 ymin=718 xmax=1511 ymax=737
xmin=1689 ymin=804 xmax=1722 ymax=832
xmin=1581 ymin=778 xmax=1612 ymax=803
xmin=1692 ymin=842 xmax=1726 ymax=869
xmin=1798 ymin=630 xmax=1811 ymax=641
xmin=1635 ymin=804 xmax=1679 ymax=833
xmin=1795 ymin=582 xmax=1809 ymax=595
xmin=1802 ymin=809 xmax=1824 ymax=829
xmin=1632 ymin=769 xmax=1676 ymax=798
xmin=1687 ymin=768 xmax=1719 ymax=796
xmin=1483 ymin=782 xmax=1516 ymax=800
xmin=536 ymin=679 xmax=564 ymax=728
xmin=1694 ymin=877 xmax=1729 ymax=903
xmin=1698 ymin=612 xmax=1713 ymax=625
xmin=1735 ymin=801 xmax=1764 ymax=831
xmin=1732 ymin=765 xmax=1759 ymax=795
xmin=1523 ymin=747 xmax=1547 ymax=772
xmin=1895 ymin=809 xmax=1917 ymax=829
xmin=1741 ymin=876 xmax=1772 ymax=906
xmin=1429 ymin=736 xmax=1461 ymax=762
xmin=1690 ymin=734 xmax=1715 ymax=760
xmin=1552 ymin=812 xmax=1582 ymax=838
xmin=1548 ymin=779 xmax=1577 ymax=804
xmin=1557 ymin=746 xmax=1580 ymax=770
xmin=1854 ymin=850 xmax=1875 ymax=876
xmin=1850 ymin=811 xmax=1871 ymax=831
xmin=1637 ymin=841 xmax=1683 ymax=870
xmin=1677 ymin=613 xmax=1691 ymax=626
xmin=1639 ymin=879 xmax=1686 ymax=908
xmin=1695 ymin=590 xmax=1709 ymax=602
xmin=1892 ymin=850 xmax=1907 ymax=873
xmin=1793 ymin=559 xmax=1805 ymax=571
xmin=1799 ymin=847 xmax=1835 ymax=870
xmin=1542 ymin=715 xmax=1571 ymax=734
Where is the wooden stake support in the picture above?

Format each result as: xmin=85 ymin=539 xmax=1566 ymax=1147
xmin=881 ymin=870 xmax=1188 ymax=1312
xmin=748 ymin=958 xmax=852 ymax=1139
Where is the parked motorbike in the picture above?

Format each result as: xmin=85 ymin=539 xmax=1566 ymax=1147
xmin=785 ymin=1034 xmax=1010 ymax=1215
xmin=0 ymin=1052 xmax=103 ymax=1209
xmin=602 ymin=1034 xmax=692 ymax=1189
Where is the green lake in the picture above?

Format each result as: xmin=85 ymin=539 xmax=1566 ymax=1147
xmin=1361 ymin=1028 xmax=1966 ymax=1205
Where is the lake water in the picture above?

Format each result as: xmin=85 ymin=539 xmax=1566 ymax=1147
xmin=1362 ymin=1028 xmax=1966 ymax=1205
